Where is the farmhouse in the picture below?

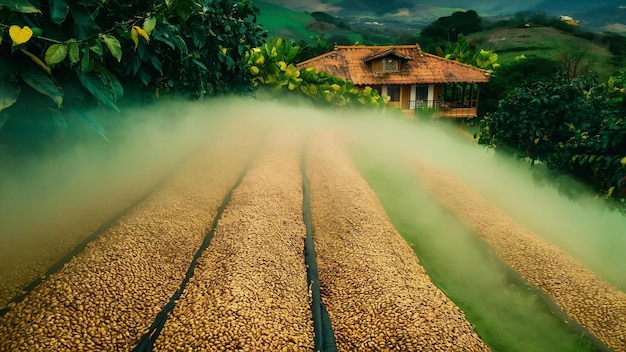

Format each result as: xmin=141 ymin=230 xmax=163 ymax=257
xmin=297 ymin=44 xmax=490 ymax=117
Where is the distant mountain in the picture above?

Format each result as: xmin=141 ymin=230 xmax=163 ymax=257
xmin=531 ymin=0 xmax=624 ymax=14
xmin=257 ymin=0 xmax=626 ymax=33
xmin=259 ymin=0 xmax=626 ymax=17
xmin=263 ymin=0 xmax=624 ymax=15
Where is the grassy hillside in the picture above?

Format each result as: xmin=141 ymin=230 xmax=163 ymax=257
xmin=256 ymin=2 xmax=316 ymax=40
xmin=467 ymin=26 xmax=617 ymax=77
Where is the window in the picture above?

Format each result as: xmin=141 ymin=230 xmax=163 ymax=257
xmin=382 ymin=58 xmax=399 ymax=71
xmin=416 ymin=85 xmax=429 ymax=101
xmin=387 ymin=86 xmax=401 ymax=102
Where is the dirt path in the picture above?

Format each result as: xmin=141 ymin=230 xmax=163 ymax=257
xmin=414 ymin=161 xmax=626 ymax=351
xmin=153 ymin=128 xmax=314 ymax=350
xmin=0 ymin=121 xmax=264 ymax=351
xmin=306 ymin=131 xmax=489 ymax=351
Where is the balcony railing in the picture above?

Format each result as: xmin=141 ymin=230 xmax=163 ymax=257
xmin=409 ymin=100 xmax=478 ymax=118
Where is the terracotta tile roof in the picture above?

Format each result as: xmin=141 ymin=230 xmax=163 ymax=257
xmin=296 ymin=44 xmax=490 ymax=85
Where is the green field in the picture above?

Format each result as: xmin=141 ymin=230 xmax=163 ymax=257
xmin=468 ymin=26 xmax=616 ymax=77
xmin=256 ymin=2 xmax=316 ymax=40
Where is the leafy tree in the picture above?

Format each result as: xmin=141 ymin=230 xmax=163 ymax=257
xmin=478 ymin=74 xmax=626 ymax=208
xmin=305 ymin=21 xmax=335 ymax=36
xmin=435 ymin=34 xmax=499 ymax=70
xmin=603 ymin=33 xmax=626 ymax=67
xmin=421 ymin=10 xmax=482 ymax=43
xmin=478 ymin=56 xmax=563 ymax=116
xmin=0 ymin=0 xmax=266 ymax=148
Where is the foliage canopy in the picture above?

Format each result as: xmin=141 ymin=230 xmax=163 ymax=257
xmin=477 ymin=73 xmax=626 ymax=209
xmin=0 ymin=0 xmax=266 ymax=145
xmin=246 ymin=38 xmax=389 ymax=109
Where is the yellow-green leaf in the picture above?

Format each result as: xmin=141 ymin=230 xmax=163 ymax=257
xmin=45 ymin=44 xmax=68 ymax=66
xmin=130 ymin=27 xmax=139 ymax=50
xmin=9 ymin=25 xmax=33 ymax=45
xmin=68 ymin=40 xmax=80 ymax=64
xmin=608 ymin=186 xmax=616 ymax=197
xmin=101 ymin=34 xmax=122 ymax=62
xmin=621 ymin=156 xmax=626 ymax=167
xmin=250 ymin=66 xmax=259 ymax=75
xmin=143 ymin=17 xmax=157 ymax=36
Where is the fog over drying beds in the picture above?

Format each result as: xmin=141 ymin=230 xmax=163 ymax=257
xmin=1 ymin=98 xmax=625 ymax=306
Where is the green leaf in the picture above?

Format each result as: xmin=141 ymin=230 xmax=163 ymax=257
xmin=70 ymin=5 xmax=102 ymax=40
xmin=101 ymin=34 xmax=122 ymax=62
xmin=0 ymin=0 xmax=40 ymax=13
xmin=150 ymin=56 xmax=162 ymax=72
xmin=92 ymin=66 xmax=123 ymax=101
xmin=89 ymin=42 xmax=103 ymax=57
xmin=152 ymin=27 xmax=175 ymax=49
xmin=173 ymin=35 xmax=188 ymax=55
xmin=106 ymin=71 xmax=124 ymax=100
xmin=77 ymin=70 xmax=118 ymax=111
xmin=0 ymin=114 xmax=8 ymax=128
xmin=0 ymin=57 xmax=19 ymax=112
xmin=44 ymin=44 xmax=68 ymax=66
xmin=50 ymin=108 xmax=67 ymax=131
xmin=0 ymin=81 xmax=19 ymax=112
xmin=68 ymin=40 xmax=80 ymax=64
xmin=20 ymin=65 xmax=63 ymax=107
xmin=48 ymin=0 xmax=69 ymax=24
xmin=76 ymin=110 xmax=109 ymax=142
xmin=191 ymin=58 xmax=207 ymax=71
xmin=79 ymin=47 xmax=93 ymax=72
xmin=191 ymin=25 xmax=206 ymax=48
xmin=138 ymin=69 xmax=151 ymax=86
xmin=175 ymin=0 xmax=192 ymax=20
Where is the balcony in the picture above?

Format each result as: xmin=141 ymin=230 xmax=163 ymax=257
xmin=409 ymin=100 xmax=479 ymax=118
